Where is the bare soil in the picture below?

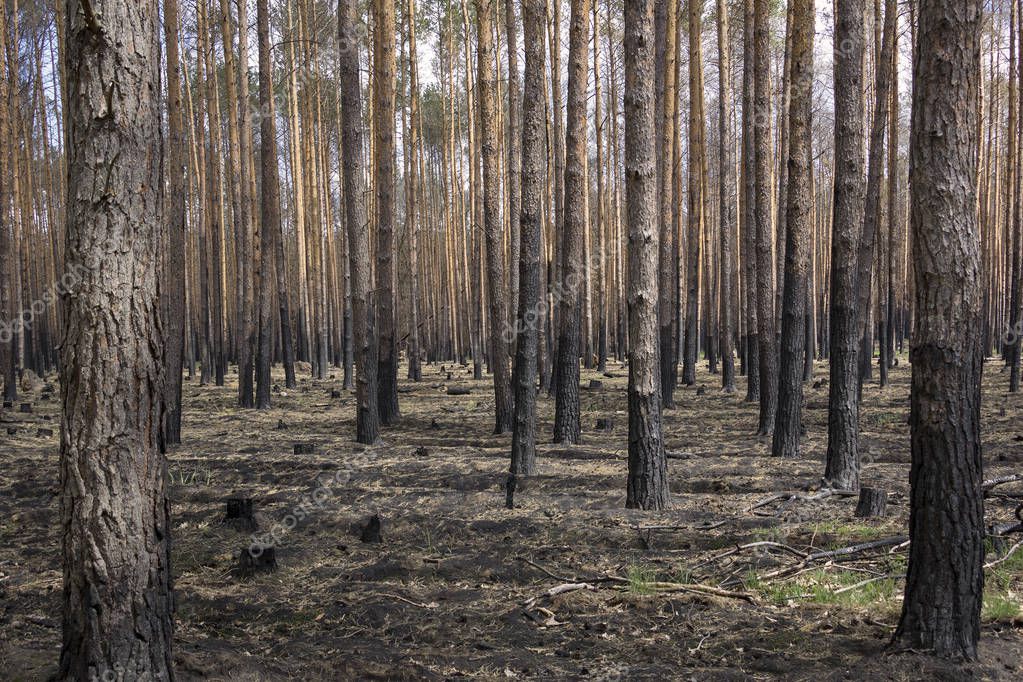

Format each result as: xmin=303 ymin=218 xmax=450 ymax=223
xmin=2 ymin=358 xmax=1021 ymax=680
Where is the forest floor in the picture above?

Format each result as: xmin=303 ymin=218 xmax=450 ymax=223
xmin=2 ymin=356 xmax=1023 ymax=680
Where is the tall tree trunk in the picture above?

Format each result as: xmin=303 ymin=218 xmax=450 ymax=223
xmin=59 ymin=0 xmax=173 ymax=676
xmin=891 ymin=0 xmax=984 ymax=659
xmin=825 ymin=0 xmax=867 ymax=490
xmin=625 ymin=0 xmax=669 ymax=511
xmin=0 ymin=5 xmax=16 ymax=403
xmin=741 ymin=0 xmax=760 ymax=403
xmin=510 ymin=0 xmax=547 ymax=481
xmin=374 ymin=0 xmax=401 ymax=424
xmin=554 ymin=0 xmax=592 ymax=443
xmin=477 ymin=0 xmax=514 ymax=433
xmin=684 ymin=0 xmax=705 ymax=389
xmin=162 ymin=0 xmax=186 ymax=442
xmin=771 ymin=0 xmax=814 ymax=458
xmin=660 ymin=0 xmax=680 ymax=399
xmin=506 ymin=0 xmax=523 ymax=341
xmin=339 ymin=0 xmax=381 ymax=445
xmin=716 ymin=0 xmax=737 ymax=394
xmin=753 ymin=0 xmax=776 ymax=435
xmin=406 ymin=0 xmax=424 ymax=382
xmin=255 ymin=0 xmax=279 ymax=409
xmin=858 ymin=0 xmax=897 ymax=390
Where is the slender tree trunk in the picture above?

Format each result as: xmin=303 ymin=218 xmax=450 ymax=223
xmin=554 ymin=0 xmax=592 ymax=443
xmin=374 ymin=0 xmax=400 ymax=424
xmin=162 ymin=0 xmax=186 ymax=442
xmin=753 ymin=0 xmax=776 ymax=435
xmin=825 ymin=0 xmax=867 ymax=490
xmin=891 ymin=0 xmax=984 ymax=659
xmin=741 ymin=0 xmax=760 ymax=403
xmin=59 ymin=1 xmax=173 ymax=677
xmin=339 ymin=0 xmax=381 ymax=445
xmin=0 ymin=5 xmax=16 ymax=403
xmin=511 ymin=0 xmax=547 ymax=481
xmin=625 ymin=0 xmax=669 ymax=511
xmin=771 ymin=0 xmax=814 ymax=458
xmin=660 ymin=0 xmax=680 ymax=399
xmin=716 ymin=0 xmax=737 ymax=393
xmin=506 ymin=0 xmax=523 ymax=341
xmin=406 ymin=0 xmax=424 ymax=382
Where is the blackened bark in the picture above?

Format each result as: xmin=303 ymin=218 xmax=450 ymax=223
xmin=554 ymin=0 xmax=591 ymax=443
xmin=825 ymin=0 xmax=866 ymax=491
xmin=255 ymin=0 xmax=278 ymax=410
xmin=741 ymin=0 xmax=760 ymax=404
xmin=375 ymin=0 xmax=401 ymax=425
xmin=683 ymin=0 xmax=704 ymax=390
xmin=511 ymin=0 xmax=547 ymax=478
xmin=339 ymin=0 xmax=380 ymax=445
xmin=660 ymin=0 xmax=680 ymax=401
xmin=891 ymin=0 xmax=984 ymax=660
xmin=753 ymin=0 xmax=776 ymax=435
xmin=772 ymin=0 xmax=813 ymax=458
xmin=163 ymin=0 xmax=186 ymax=441
xmin=60 ymin=1 xmax=173 ymax=677
xmin=477 ymin=0 xmax=514 ymax=434
xmin=716 ymin=0 xmax=737 ymax=394
xmin=625 ymin=0 xmax=670 ymax=511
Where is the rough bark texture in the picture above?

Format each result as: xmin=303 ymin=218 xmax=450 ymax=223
xmin=163 ymin=0 xmax=186 ymax=441
xmin=683 ymin=0 xmax=704 ymax=390
xmin=255 ymin=0 xmax=278 ymax=410
xmin=375 ymin=0 xmax=400 ymax=425
xmin=825 ymin=0 xmax=866 ymax=490
xmin=554 ymin=0 xmax=592 ymax=444
xmin=59 ymin=0 xmax=174 ymax=677
xmin=753 ymin=0 xmax=776 ymax=435
xmin=505 ymin=0 xmax=522 ymax=338
xmin=716 ymin=0 xmax=737 ymax=394
xmin=477 ymin=0 xmax=514 ymax=434
xmin=772 ymin=0 xmax=813 ymax=458
xmin=741 ymin=0 xmax=760 ymax=403
xmin=510 ymin=0 xmax=546 ymax=479
xmin=660 ymin=0 xmax=680 ymax=401
xmin=0 ymin=6 xmax=16 ymax=404
xmin=891 ymin=0 xmax=984 ymax=660
xmin=339 ymin=0 xmax=381 ymax=445
xmin=625 ymin=0 xmax=669 ymax=511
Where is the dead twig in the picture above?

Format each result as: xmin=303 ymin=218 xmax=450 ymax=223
xmin=984 ymin=540 xmax=1023 ymax=569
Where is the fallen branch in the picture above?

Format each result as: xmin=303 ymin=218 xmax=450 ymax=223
xmin=749 ymin=488 xmax=857 ymax=512
xmin=982 ymin=474 xmax=1023 ymax=493
xmin=985 ymin=540 xmax=1023 ymax=569
xmin=833 ymin=573 xmax=900 ymax=595
xmin=523 ymin=582 xmax=596 ymax=609
xmin=640 ymin=581 xmax=757 ymax=603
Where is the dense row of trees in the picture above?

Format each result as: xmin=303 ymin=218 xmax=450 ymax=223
xmin=0 ymin=0 xmax=999 ymax=674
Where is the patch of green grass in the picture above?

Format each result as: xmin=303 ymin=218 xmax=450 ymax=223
xmin=745 ymin=568 xmax=902 ymax=612
xmin=982 ymin=593 xmax=1021 ymax=623
xmin=812 ymin=520 xmax=891 ymax=547
xmin=626 ymin=565 xmax=656 ymax=595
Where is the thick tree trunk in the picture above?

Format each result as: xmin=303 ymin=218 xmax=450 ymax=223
xmin=59 ymin=1 xmax=173 ymax=677
xmin=554 ymin=0 xmax=592 ymax=443
xmin=511 ymin=0 xmax=547 ymax=480
xmin=255 ymin=0 xmax=278 ymax=410
xmin=772 ymin=0 xmax=814 ymax=458
xmin=625 ymin=0 xmax=669 ymax=511
xmin=339 ymin=0 xmax=381 ymax=445
xmin=825 ymin=0 xmax=867 ymax=490
xmin=891 ymin=0 xmax=984 ymax=660
xmin=477 ymin=0 xmax=514 ymax=433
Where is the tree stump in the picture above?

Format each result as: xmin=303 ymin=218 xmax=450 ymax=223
xmin=414 ymin=446 xmax=430 ymax=457
xmin=7 ymin=428 xmax=17 ymax=436
xmin=360 ymin=514 xmax=382 ymax=543
xmin=696 ymin=386 xmax=706 ymax=396
xmin=225 ymin=498 xmax=258 ymax=530
xmin=294 ymin=443 xmax=316 ymax=455
xmin=855 ymin=488 xmax=888 ymax=518
xmin=447 ymin=386 xmax=471 ymax=396
xmin=2 ymin=400 xmax=12 ymax=409
xmin=276 ymin=419 xmax=288 ymax=430
xmin=36 ymin=428 xmax=53 ymax=438
xmin=595 ymin=418 xmax=614 ymax=432
xmin=19 ymin=403 xmax=32 ymax=414
xmin=331 ymin=389 xmax=342 ymax=399
xmin=588 ymin=380 xmax=603 ymax=390
xmin=234 ymin=546 xmax=277 ymax=577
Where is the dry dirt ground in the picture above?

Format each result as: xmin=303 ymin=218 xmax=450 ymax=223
xmin=2 ymin=357 xmax=1022 ymax=680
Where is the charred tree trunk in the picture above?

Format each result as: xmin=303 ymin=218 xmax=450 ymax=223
xmin=825 ymin=0 xmax=867 ymax=490
xmin=510 ymin=0 xmax=547 ymax=479
xmin=772 ymin=0 xmax=814 ymax=457
xmin=716 ymin=0 xmax=737 ymax=394
xmin=255 ymin=0 xmax=278 ymax=410
xmin=477 ymin=0 xmax=514 ymax=433
xmin=554 ymin=0 xmax=592 ymax=443
xmin=59 ymin=0 xmax=173 ymax=676
xmin=339 ymin=0 xmax=381 ymax=445
xmin=625 ymin=0 xmax=670 ymax=511
xmin=891 ymin=0 xmax=984 ymax=660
